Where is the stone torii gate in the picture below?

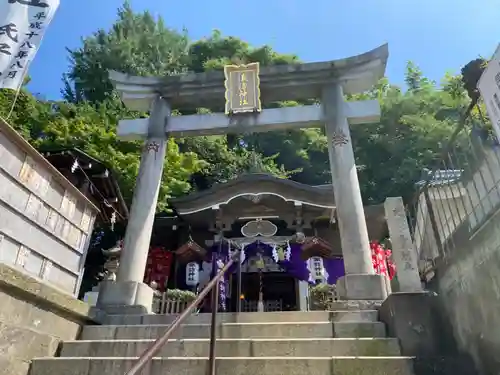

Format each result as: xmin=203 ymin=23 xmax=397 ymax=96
xmin=97 ymin=44 xmax=390 ymax=313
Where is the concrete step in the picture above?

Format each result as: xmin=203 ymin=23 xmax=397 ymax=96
xmin=102 ymin=310 xmax=379 ymax=325
xmin=30 ymin=357 xmax=415 ymax=375
xmin=80 ymin=321 xmax=386 ymax=340
xmin=326 ymin=301 xmax=383 ymax=311
xmin=61 ymin=338 xmax=401 ymax=358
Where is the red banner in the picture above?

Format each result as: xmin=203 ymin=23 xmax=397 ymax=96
xmin=144 ymin=246 xmax=173 ymax=291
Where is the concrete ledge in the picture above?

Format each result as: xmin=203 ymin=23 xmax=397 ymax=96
xmin=96 ymin=281 xmax=154 ymax=315
xmin=80 ymin=322 xmax=386 ymax=340
xmin=0 ymin=263 xmax=94 ymax=324
xmin=379 ymin=292 xmax=440 ymax=356
xmin=30 ymin=357 xmax=415 ymax=375
xmin=0 ymin=264 xmax=97 ymax=375
xmin=29 ymin=356 xmax=480 ymax=375
xmin=379 ymin=292 xmax=479 ymax=375
xmin=328 ymin=300 xmax=383 ymax=310
xmin=0 ymin=320 xmax=59 ymax=361
xmin=100 ymin=310 xmax=379 ymax=325
xmin=0 ymin=356 xmax=31 ymax=375
xmin=60 ymin=338 xmax=401 ymax=357
xmin=336 ymin=274 xmax=388 ymax=300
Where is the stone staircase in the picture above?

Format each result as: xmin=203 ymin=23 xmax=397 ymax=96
xmin=30 ymin=305 xmax=418 ymax=375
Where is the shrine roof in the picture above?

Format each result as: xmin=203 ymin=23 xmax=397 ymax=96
xmin=109 ymin=44 xmax=388 ymax=111
xmin=170 ymin=174 xmax=335 ymax=215
xmin=40 ymin=147 xmax=129 ymax=224
xmin=0 ymin=117 xmax=99 ymax=213
xmin=415 ymin=168 xmax=463 ymax=187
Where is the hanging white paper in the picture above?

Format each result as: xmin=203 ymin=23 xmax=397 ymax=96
xmin=0 ymin=0 xmax=60 ymax=90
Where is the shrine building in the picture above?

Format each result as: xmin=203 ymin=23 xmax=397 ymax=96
xmin=147 ymin=173 xmax=389 ymax=312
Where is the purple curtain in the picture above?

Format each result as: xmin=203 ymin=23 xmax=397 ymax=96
xmin=208 ymin=241 xmax=346 ymax=289
xmin=279 ymin=243 xmax=312 ymax=283
xmin=323 ymin=258 xmax=345 ymax=285
xmin=238 ymin=241 xmax=312 ymax=283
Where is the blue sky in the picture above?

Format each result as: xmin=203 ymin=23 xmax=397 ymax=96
xmin=28 ymin=0 xmax=500 ymax=99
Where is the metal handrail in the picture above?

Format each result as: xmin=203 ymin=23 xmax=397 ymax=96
xmin=124 ymin=250 xmax=240 ymax=375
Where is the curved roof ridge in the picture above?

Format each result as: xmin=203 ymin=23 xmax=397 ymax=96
xmin=170 ymin=174 xmax=335 ymax=215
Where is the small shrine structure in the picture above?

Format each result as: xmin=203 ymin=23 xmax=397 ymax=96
xmin=150 ymin=173 xmax=389 ymax=312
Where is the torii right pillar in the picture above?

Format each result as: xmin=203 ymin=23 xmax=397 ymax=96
xmin=323 ymin=84 xmax=387 ymax=300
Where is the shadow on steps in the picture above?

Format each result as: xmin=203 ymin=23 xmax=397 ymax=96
xmin=411 ymin=356 xmax=478 ymax=375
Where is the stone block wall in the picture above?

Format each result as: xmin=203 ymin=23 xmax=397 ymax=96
xmin=0 ymin=263 xmax=95 ymax=375
xmin=429 ymin=206 xmax=500 ymax=375
xmin=0 ymin=118 xmax=98 ymax=295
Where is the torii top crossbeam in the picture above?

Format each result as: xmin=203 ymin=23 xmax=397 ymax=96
xmin=109 ymin=44 xmax=388 ymax=112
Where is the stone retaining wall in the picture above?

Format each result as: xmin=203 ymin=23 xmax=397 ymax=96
xmin=0 ymin=263 xmax=96 ymax=375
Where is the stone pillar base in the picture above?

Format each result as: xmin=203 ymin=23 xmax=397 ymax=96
xmin=96 ymin=281 xmax=154 ymax=315
xmin=336 ymin=274 xmax=388 ymax=300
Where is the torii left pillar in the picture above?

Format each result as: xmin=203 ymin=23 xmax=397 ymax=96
xmin=97 ymin=96 xmax=170 ymax=314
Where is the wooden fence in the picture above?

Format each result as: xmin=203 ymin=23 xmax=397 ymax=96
xmin=152 ymin=292 xmax=199 ymax=314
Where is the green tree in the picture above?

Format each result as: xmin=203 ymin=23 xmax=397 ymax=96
xmin=1 ymin=3 xmax=478 ymax=297
xmin=351 ymin=64 xmax=470 ymax=203
xmin=62 ymin=1 xmax=190 ymax=104
xmin=188 ymin=29 xmax=299 ymax=73
xmin=180 ymin=135 xmax=289 ymax=191
xmin=0 ymin=89 xmax=202 ymax=211
xmin=183 ymin=33 xmax=327 ymax=185
xmin=4 ymin=1 xmax=470 ymax=208
xmin=63 ymin=3 xmax=299 ymax=190
xmin=404 ymin=61 xmax=434 ymax=93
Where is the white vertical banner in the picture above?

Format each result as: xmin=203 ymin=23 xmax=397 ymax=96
xmin=478 ymin=44 xmax=500 ymax=142
xmin=0 ymin=0 xmax=60 ymax=90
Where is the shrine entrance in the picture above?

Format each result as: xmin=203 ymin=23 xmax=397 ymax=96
xmin=229 ymin=253 xmax=298 ymax=312
xmin=235 ymin=273 xmax=296 ymax=312
xmin=149 ymin=174 xmax=388 ymax=312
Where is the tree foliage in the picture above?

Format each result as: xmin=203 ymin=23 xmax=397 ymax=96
xmin=0 ymin=1 xmax=471 ymax=212
xmin=62 ymin=2 xmax=190 ymax=104
xmin=351 ymin=70 xmax=469 ymax=203
xmin=0 ymin=89 xmax=201 ymax=211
